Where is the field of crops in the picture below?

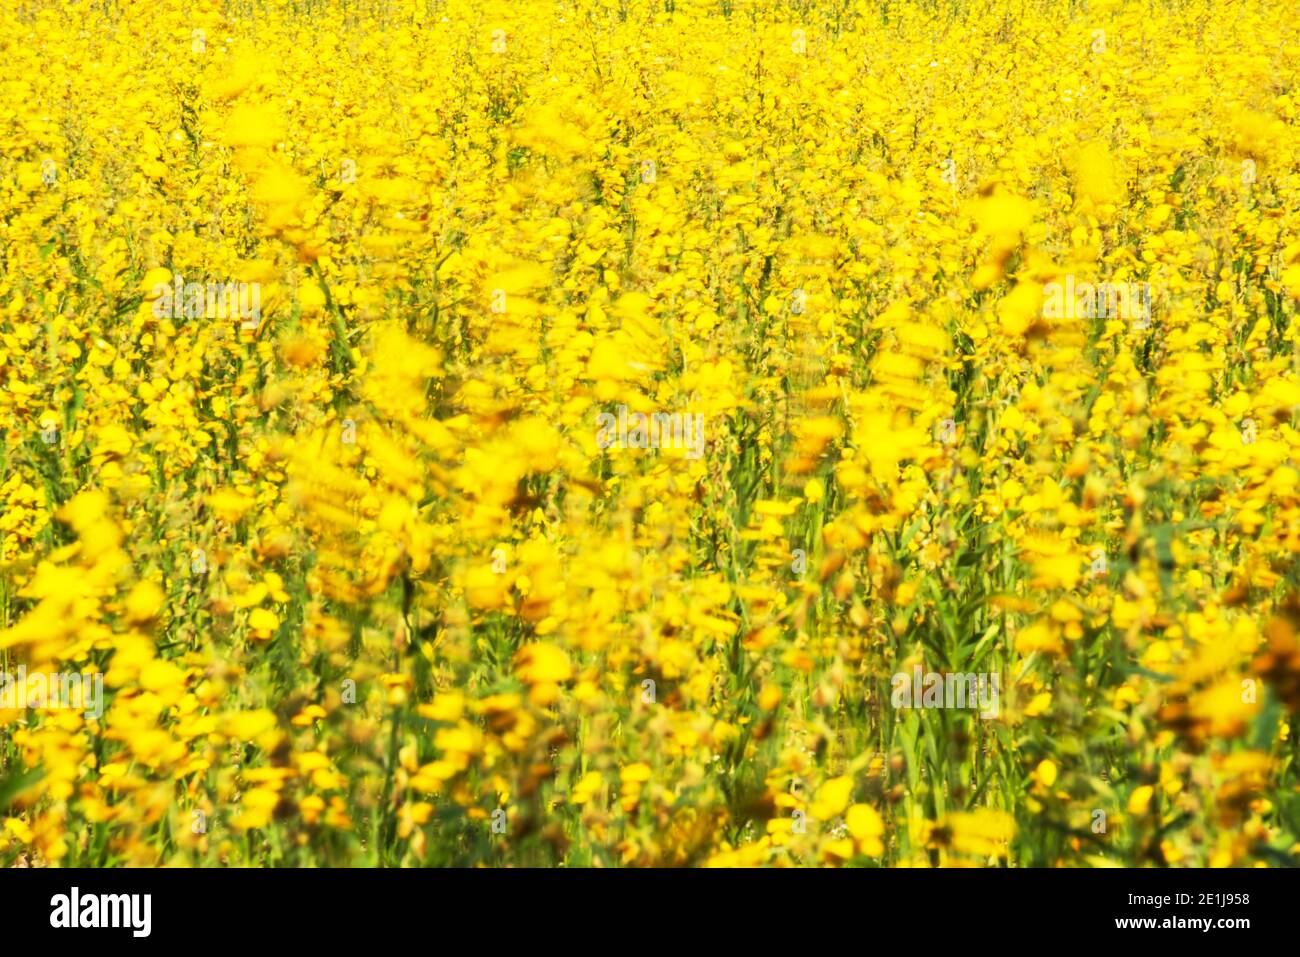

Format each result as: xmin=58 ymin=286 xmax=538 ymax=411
xmin=3 ymin=0 xmax=1300 ymax=868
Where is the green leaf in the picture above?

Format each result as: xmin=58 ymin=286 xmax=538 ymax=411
xmin=0 ymin=766 xmax=45 ymax=812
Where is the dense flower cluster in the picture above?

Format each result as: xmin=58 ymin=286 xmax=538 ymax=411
xmin=2 ymin=0 xmax=1300 ymax=867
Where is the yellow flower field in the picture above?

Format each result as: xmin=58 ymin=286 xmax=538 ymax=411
xmin=2 ymin=0 xmax=1300 ymax=867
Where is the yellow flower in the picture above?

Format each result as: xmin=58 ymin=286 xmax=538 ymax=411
xmin=846 ymin=803 xmax=885 ymax=856
xmin=247 ymin=607 xmax=280 ymax=640
xmin=620 ymin=763 xmax=652 ymax=785
xmin=936 ymin=810 xmax=1016 ymax=859
xmin=1128 ymin=785 xmax=1156 ymax=816
xmin=515 ymin=641 xmax=572 ymax=685
xmin=207 ymin=488 xmax=255 ymax=524
xmin=810 ymin=775 xmax=854 ymax=820
xmin=123 ymin=581 xmax=165 ymax=623
xmin=1034 ymin=760 xmax=1058 ymax=789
